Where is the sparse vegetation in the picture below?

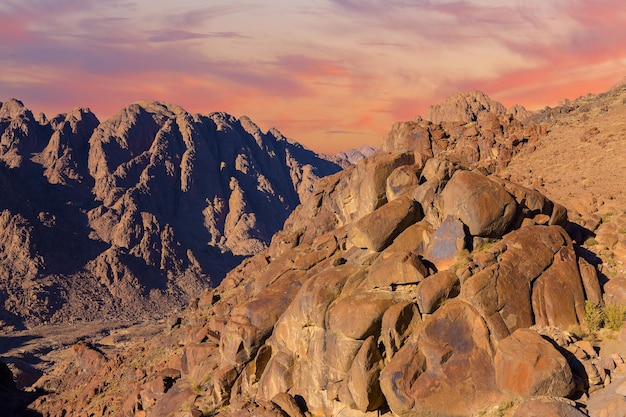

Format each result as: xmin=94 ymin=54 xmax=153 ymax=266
xmin=584 ymin=300 xmax=626 ymax=332
xmin=584 ymin=237 xmax=599 ymax=246
xmin=604 ymin=303 xmax=626 ymax=331
xmin=493 ymin=400 xmax=517 ymax=417
xmin=453 ymin=249 xmax=472 ymax=271
xmin=601 ymin=211 xmax=616 ymax=223
xmin=476 ymin=241 xmax=495 ymax=252
xmin=585 ymin=300 xmax=605 ymax=332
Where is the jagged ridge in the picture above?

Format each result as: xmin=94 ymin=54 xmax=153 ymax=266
xmin=0 ymin=99 xmax=342 ymax=327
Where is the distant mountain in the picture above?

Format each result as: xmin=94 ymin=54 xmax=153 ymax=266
xmin=0 ymin=99 xmax=342 ymax=327
xmin=325 ymin=145 xmax=377 ymax=168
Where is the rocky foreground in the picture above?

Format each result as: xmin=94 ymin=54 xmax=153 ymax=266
xmin=6 ymin=83 xmax=625 ymax=417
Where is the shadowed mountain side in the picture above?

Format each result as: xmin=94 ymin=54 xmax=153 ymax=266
xmin=0 ymin=99 xmax=342 ymax=327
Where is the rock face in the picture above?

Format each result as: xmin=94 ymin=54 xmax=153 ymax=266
xmin=31 ymin=150 xmax=602 ymax=417
xmin=0 ymin=99 xmax=341 ymax=326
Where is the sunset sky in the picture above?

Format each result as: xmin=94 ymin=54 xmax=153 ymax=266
xmin=1 ymin=0 xmax=625 ymax=153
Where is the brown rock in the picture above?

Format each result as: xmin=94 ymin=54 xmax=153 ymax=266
xmin=428 ymin=90 xmax=507 ymax=124
xmin=462 ymin=226 xmax=575 ymax=340
xmin=603 ymin=275 xmax=626 ymax=305
xmin=488 ymin=176 xmax=553 ymax=222
xmin=230 ymin=344 xmax=272 ymax=405
xmin=327 ymin=291 xmax=397 ymax=340
xmin=382 ymin=121 xmax=432 ymax=154
xmin=579 ymin=257 xmax=603 ymax=304
xmin=148 ymin=383 xmax=199 ymax=417
xmin=182 ymin=343 xmax=219 ymax=385
xmin=352 ymin=151 xmax=416 ymax=217
xmin=587 ymin=386 xmax=626 ymax=417
xmin=386 ymin=165 xmax=420 ymax=202
xmin=380 ymin=300 xmax=502 ymax=416
xmin=513 ymin=397 xmax=586 ymax=417
xmin=72 ymin=342 xmax=106 ymax=373
xmin=324 ymin=331 xmax=364 ymax=376
xmin=272 ymin=264 xmax=361 ymax=353
xmin=379 ymin=301 xmax=422 ymax=361
xmin=494 ymin=328 xmax=575 ymax=397
xmin=532 ymin=245 xmax=586 ymax=329
xmin=271 ymin=392 xmax=306 ymax=417
xmin=423 ymin=215 xmax=467 ymax=271
xmin=231 ymin=277 xmax=304 ymax=334
xmin=549 ymin=203 xmax=569 ymax=227
xmin=219 ymin=317 xmax=266 ymax=370
xmin=385 ymin=220 xmax=434 ymax=255
xmin=441 ymin=170 xmax=517 ymax=237
xmin=344 ymin=335 xmax=385 ymax=412
xmin=256 ymin=351 xmax=295 ymax=402
xmin=348 ymin=196 xmax=422 ymax=251
xmin=416 ymin=270 xmax=460 ymax=314
xmin=363 ymin=250 xmax=429 ymax=289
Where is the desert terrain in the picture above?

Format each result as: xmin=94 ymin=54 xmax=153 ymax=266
xmin=2 ymin=82 xmax=626 ymax=416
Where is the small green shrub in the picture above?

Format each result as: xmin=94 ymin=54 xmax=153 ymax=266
xmin=604 ymin=303 xmax=626 ymax=331
xmin=584 ymin=237 xmax=599 ymax=246
xmin=584 ymin=300 xmax=604 ymax=332
xmin=453 ymin=249 xmax=471 ymax=271
xmin=601 ymin=212 xmax=615 ymax=223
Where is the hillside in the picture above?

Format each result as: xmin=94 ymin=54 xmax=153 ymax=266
xmin=0 ymin=99 xmax=342 ymax=327
xmin=3 ymin=83 xmax=626 ymax=417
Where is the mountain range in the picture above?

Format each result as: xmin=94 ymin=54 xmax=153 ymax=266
xmin=0 ymin=99 xmax=344 ymax=327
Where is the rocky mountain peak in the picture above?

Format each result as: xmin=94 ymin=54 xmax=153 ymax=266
xmin=0 ymin=99 xmax=342 ymax=327
xmin=0 ymin=98 xmax=32 ymax=120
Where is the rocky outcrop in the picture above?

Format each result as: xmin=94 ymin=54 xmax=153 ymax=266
xmin=31 ymin=152 xmax=607 ymax=417
xmin=428 ymin=90 xmax=508 ymax=124
xmin=0 ymin=99 xmax=342 ymax=326
xmin=382 ymin=91 xmax=545 ymax=173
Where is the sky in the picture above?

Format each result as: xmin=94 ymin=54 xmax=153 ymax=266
xmin=1 ymin=0 xmax=625 ymax=153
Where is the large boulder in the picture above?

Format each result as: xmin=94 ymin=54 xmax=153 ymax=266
xmin=441 ymin=170 xmax=517 ymax=237
xmin=327 ymin=291 xmax=397 ymax=340
xmin=380 ymin=300 xmax=503 ymax=416
xmin=341 ymin=335 xmax=385 ymax=412
xmin=415 ymin=270 xmax=460 ymax=314
xmin=348 ymin=196 xmax=422 ymax=251
xmin=494 ymin=328 xmax=575 ymax=397
xmin=423 ymin=215 xmax=468 ymax=271
xmin=461 ymin=225 xmax=585 ymax=340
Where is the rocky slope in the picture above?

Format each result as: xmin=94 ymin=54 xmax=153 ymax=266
xmin=0 ymin=99 xmax=341 ymax=327
xmin=17 ymin=83 xmax=626 ymax=417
